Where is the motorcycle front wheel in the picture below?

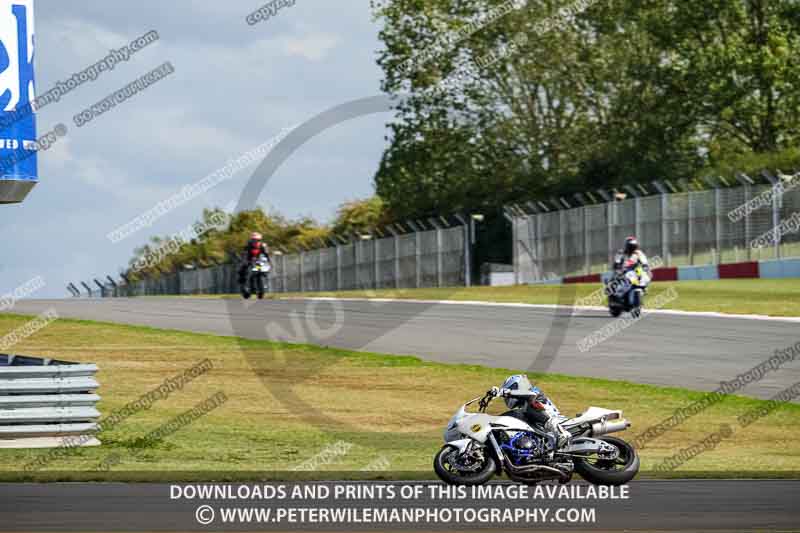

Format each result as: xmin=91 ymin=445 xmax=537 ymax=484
xmin=433 ymin=445 xmax=496 ymax=485
xmin=573 ymin=436 xmax=639 ymax=485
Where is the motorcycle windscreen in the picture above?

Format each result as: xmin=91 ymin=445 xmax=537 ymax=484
xmin=0 ymin=0 xmax=37 ymax=204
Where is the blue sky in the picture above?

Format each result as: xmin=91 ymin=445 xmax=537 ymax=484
xmin=1 ymin=0 xmax=389 ymax=297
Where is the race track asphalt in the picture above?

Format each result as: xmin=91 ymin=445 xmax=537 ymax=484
xmin=5 ymin=297 xmax=799 ymax=400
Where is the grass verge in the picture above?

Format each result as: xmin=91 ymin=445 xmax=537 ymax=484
xmin=0 ymin=313 xmax=797 ymax=481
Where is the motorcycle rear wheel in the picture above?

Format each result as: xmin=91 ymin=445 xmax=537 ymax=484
xmin=434 ymin=445 xmax=496 ymax=485
xmin=573 ymin=436 xmax=639 ymax=485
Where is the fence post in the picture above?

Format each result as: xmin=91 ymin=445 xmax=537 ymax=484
xmin=93 ymin=279 xmax=106 ymax=298
xmin=744 ymin=184 xmax=752 ymax=261
xmin=512 ymin=214 xmax=519 ymax=284
xmin=558 ymin=210 xmax=567 ymax=276
xmin=318 ymin=249 xmax=323 ymax=291
xmin=373 ymin=237 xmax=379 ymax=290
xmin=607 ymin=202 xmax=614 ymax=268
xmin=106 ymin=276 xmax=118 ymax=297
xmin=336 ymin=244 xmax=342 ymax=290
xmin=714 ymin=188 xmax=722 ymax=264
xmin=282 ymin=254 xmax=287 ymax=292
xmin=453 ymin=214 xmax=470 ymax=286
xmin=353 ymin=239 xmax=360 ymax=289
xmin=389 ymin=227 xmax=400 ymax=289
xmin=536 ymin=213 xmax=544 ymax=279
xmin=688 ymin=192 xmax=695 ymax=265
xmin=436 ymin=227 xmax=444 ymax=287
xmin=299 ymin=251 xmax=305 ymax=292
xmin=583 ymin=206 xmax=590 ymax=275
xmin=415 ymin=229 xmax=422 ymax=288
xmin=661 ymin=193 xmax=669 ymax=266
xmin=773 ymin=183 xmax=782 ymax=259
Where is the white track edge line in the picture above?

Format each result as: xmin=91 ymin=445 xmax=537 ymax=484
xmin=292 ymin=297 xmax=800 ymax=323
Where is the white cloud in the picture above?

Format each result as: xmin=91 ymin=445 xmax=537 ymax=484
xmin=282 ymin=33 xmax=339 ymax=61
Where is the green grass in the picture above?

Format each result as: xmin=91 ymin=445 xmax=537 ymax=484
xmin=0 ymin=313 xmax=798 ymax=481
xmin=189 ymin=278 xmax=800 ymax=317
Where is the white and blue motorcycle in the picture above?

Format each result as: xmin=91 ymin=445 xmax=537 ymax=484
xmin=434 ymin=389 xmax=639 ymax=486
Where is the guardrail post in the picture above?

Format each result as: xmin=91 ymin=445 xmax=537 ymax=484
xmin=81 ymin=281 xmax=93 ymax=298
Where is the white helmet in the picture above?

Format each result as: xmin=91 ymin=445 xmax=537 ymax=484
xmin=501 ymin=374 xmax=535 ymax=409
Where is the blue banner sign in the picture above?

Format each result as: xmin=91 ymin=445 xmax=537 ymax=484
xmin=0 ymin=0 xmax=36 ymax=204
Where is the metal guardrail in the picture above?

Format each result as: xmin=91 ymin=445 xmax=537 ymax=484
xmin=0 ymin=354 xmax=100 ymax=448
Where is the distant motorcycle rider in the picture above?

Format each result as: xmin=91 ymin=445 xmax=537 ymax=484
xmin=243 ymin=232 xmax=270 ymax=266
xmin=490 ymin=374 xmax=571 ymax=450
xmin=613 ymin=236 xmax=649 ymax=275
xmin=238 ymin=232 xmax=271 ymax=289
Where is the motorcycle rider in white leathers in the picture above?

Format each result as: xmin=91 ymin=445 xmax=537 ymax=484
xmin=612 ymin=236 xmax=650 ymax=308
xmin=491 ymin=375 xmax=571 ymax=450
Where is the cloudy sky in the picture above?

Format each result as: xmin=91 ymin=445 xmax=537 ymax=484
xmin=1 ymin=0 xmax=389 ymax=297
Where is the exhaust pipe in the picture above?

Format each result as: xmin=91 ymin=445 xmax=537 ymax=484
xmin=591 ymin=419 xmax=631 ymax=437
xmin=505 ymin=461 xmax=570 ymax=482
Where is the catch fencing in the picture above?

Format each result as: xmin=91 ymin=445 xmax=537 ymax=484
xmin=104 ymin=224 xmax=467 ymax=296
xmin=0 ymin=354 xmax=100 ymax=448
xmin=512 ymin=180 xmax=800 ymax=282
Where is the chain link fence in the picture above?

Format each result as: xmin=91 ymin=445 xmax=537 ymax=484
xmin=100 ymin=225 xmax=467 ymax=297
xmin=513 ymin=180 xmax=800 ymax=282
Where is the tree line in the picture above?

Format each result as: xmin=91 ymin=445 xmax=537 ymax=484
xmin=371 ymin=0 xmax=800 ymax=219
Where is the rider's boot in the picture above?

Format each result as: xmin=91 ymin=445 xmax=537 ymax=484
xmin=545 ymin=418 xmax=571 ymax=449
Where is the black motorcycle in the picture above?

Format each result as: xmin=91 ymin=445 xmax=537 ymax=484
xmin=239 ymin=257 xmax=270 ymax=299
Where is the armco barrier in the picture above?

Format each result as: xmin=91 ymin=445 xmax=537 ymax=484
xmin=0 ymin=354 xmax=100 ymax=448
